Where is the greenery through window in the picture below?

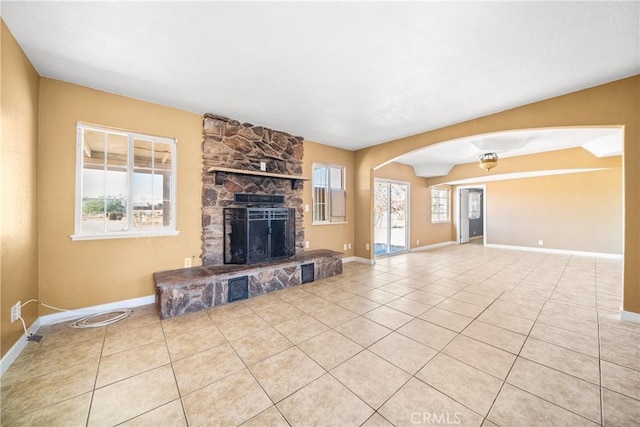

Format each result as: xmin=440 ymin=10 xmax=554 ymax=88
xmin=312 ymin=163 xmax=346 ymax=223
xmin=431 ymin=188 xmax=449 ymax=223
xmin=73 ymin=123 xmax=177 ymax=240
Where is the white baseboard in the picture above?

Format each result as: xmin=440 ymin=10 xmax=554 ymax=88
xmin=39 ymin=294 xmax=156 ymax=326
xmin=411 ymin=241 xmax=456 ymax=252
xmin=1 ymin=294 xmax=156 ymax=377
xmin=342 ymin=256 xmax=374 ymax=265
xmin=0 ymin=317 xmax=42 ymax=377
xmin=484 ymin=243 xmax=622 ymax=259
xmin=620 ymin=310 xmax=640 ymax=323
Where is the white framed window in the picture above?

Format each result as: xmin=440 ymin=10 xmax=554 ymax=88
xmin=431 ymin=188 xmax=449 ymax=223
xmin=469 ymin=191 xmax=481 ymax=219
xmin=72 ymin=123 xmax=178 ymax=240
xmin=312 ymin=163 xmax=346 ymax=224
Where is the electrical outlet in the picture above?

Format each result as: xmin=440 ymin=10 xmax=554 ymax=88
xmin=304 ymin=204 xmax=309 ymax=212
xmin=11 ymin=301 xmax=21 ymax=323
xmin=416 ymin=240 xmax=420 ymax=246
xmin=184 ymin=257 xmax=192 ymax=268
xmin=365 ymin=243 xmax=370 ymax=250
xmin=260 ymin=161 xmax=267 ymax=171
xmin=343 ymin=243 xmax=348 ymax=250
xmin=305 ymin=241 xmax=310 ymax=249
xmin=538 ymin=240 xmax=544 ymax=246
xmin=348 ymin=243 xmax=351 ymax=250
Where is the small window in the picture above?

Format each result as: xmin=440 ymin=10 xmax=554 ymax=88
xmin=469 ymin=192 xmax=481 ymax=220
xmin=312 ymin=163 xmax=346 ymax=224
xmin=431 ymin=188 xmax=449 ymax=223
xmin=73 ymin=123 xmax=178 ymax=240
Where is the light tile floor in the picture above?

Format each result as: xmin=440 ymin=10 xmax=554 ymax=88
xmin=2 ymin=244 xmax=639 ymax=426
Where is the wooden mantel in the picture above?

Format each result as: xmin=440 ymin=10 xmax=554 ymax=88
xmin=206 ymin=166 xmax=309 ymax=189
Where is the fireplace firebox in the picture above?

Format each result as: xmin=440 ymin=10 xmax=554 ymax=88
xmin=224 ymin=206 xmax=295 ymax=264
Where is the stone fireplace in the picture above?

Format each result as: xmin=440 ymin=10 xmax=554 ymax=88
xmin=201 ymin=114 xmax=305 ymax=265
xmin=153 ymin=114 xmax=343 ymax=319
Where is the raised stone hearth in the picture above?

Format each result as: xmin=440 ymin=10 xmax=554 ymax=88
xmin=154 ymin=250 xmax=342 ymax=319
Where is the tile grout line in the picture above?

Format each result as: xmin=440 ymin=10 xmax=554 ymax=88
xmin=232 ymin=296 xmax=317 ymax=426
xmin=487 ymin=258 xmax=607 ymax=426
xmin=309 ymin=280 xmax=484 ymax=424
xmin=160 ymin=312 xmax=191 ymax=427
xmin=477 ymin=251 xmax=553 ymax=426
xmin=85 ymin=326 xmax=109 ymax=427
xmin=594 ymin=255 xmax=605 ymax=427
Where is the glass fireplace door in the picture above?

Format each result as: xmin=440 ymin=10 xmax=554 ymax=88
xmin=225 ymin=207 xmax=295 ymax=265
xmin=248 ymin=210 xmax=270 ymax=264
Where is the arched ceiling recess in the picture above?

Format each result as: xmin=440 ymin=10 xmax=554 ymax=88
xmin=390 ymin=127 xmax=623 ymax=183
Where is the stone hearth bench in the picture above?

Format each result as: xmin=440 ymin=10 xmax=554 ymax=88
xmin=154 ymin=249 xmax=342 ymax=319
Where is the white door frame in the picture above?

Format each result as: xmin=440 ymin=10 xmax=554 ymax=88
xmin=460 ymin=189 xmax=470 ymax=244
xmin=374 ymin=178 xmax=410 ymax=257
xmin=455 ymin=184 xmax=487 ymax=245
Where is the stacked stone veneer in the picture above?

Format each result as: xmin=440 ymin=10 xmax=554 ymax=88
xmin=202 ymin=114 xmax=305 ymax=265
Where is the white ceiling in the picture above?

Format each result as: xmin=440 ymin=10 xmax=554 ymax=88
xmin=2 ymin=1 xmax=638 ymax=154
xmin=395 ymin=127 xmax=623 ymax=178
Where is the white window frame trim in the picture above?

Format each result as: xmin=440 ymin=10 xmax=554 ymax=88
xmin=71 ymin=122 xmax=179 ymax=241
xmin=311 ymin=162 xmax=346 ymax=225
xmin=431 ymin=187 xmax=450 ymax=224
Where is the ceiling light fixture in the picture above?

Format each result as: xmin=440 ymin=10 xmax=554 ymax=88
xmin=479 ymin=152 xmax=498 ymax=171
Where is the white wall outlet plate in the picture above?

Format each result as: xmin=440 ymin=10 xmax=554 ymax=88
xmin=260 ymin=161 xmax=266 ymax=171
xmin=11 ymin=301 xmax=21 ymax=323
xmin=305 ymin=241 xmax=310 ymax=249
xmin=184 ymin=257 xmax=192 ymax=268
xmin=365 ymin=243 xmax=370 ymax=250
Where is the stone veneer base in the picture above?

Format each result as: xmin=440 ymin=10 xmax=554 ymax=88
xmin=154 ymin=249 xmax=342 ymax=319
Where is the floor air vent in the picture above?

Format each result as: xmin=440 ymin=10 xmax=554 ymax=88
xmin=301 ymin=263 xmax=315 ymax=284
xmin=228 ymin=276 xmax=249 ymax=302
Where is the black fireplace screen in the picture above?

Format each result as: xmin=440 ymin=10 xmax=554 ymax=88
xmin=224 ymin=207 xmax=295 ymax=264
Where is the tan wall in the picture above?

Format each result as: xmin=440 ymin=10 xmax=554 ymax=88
xmin=354 ymin=76 xmax=639 ymax=314
xmin=426 ymin=149 xmax=623 ymax=254
xmin=302 ymin=141 xmax=355 ymax=257
xmin=37 ymin=79 xmax=203 ymax=313
xmin=1 ymin=21 xmax=40 ymax=357
xmin=482 ymin=168 xmax=622 ymax=254
xmin=375 ymin=163 xmax=453 ymax=248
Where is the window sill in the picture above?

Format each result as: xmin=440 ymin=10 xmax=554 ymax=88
xmin=312 ymin=222 xmax=349 ymax=226
xmin=71 ymin=230 xmax=180 ymax=241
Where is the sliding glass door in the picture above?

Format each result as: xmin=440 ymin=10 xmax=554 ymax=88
xmin=374 ymin=179 xmax=409 ymax=256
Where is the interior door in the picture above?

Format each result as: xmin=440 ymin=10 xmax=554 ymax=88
xmin=460 ymin=189 xmax=470 ymax=244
